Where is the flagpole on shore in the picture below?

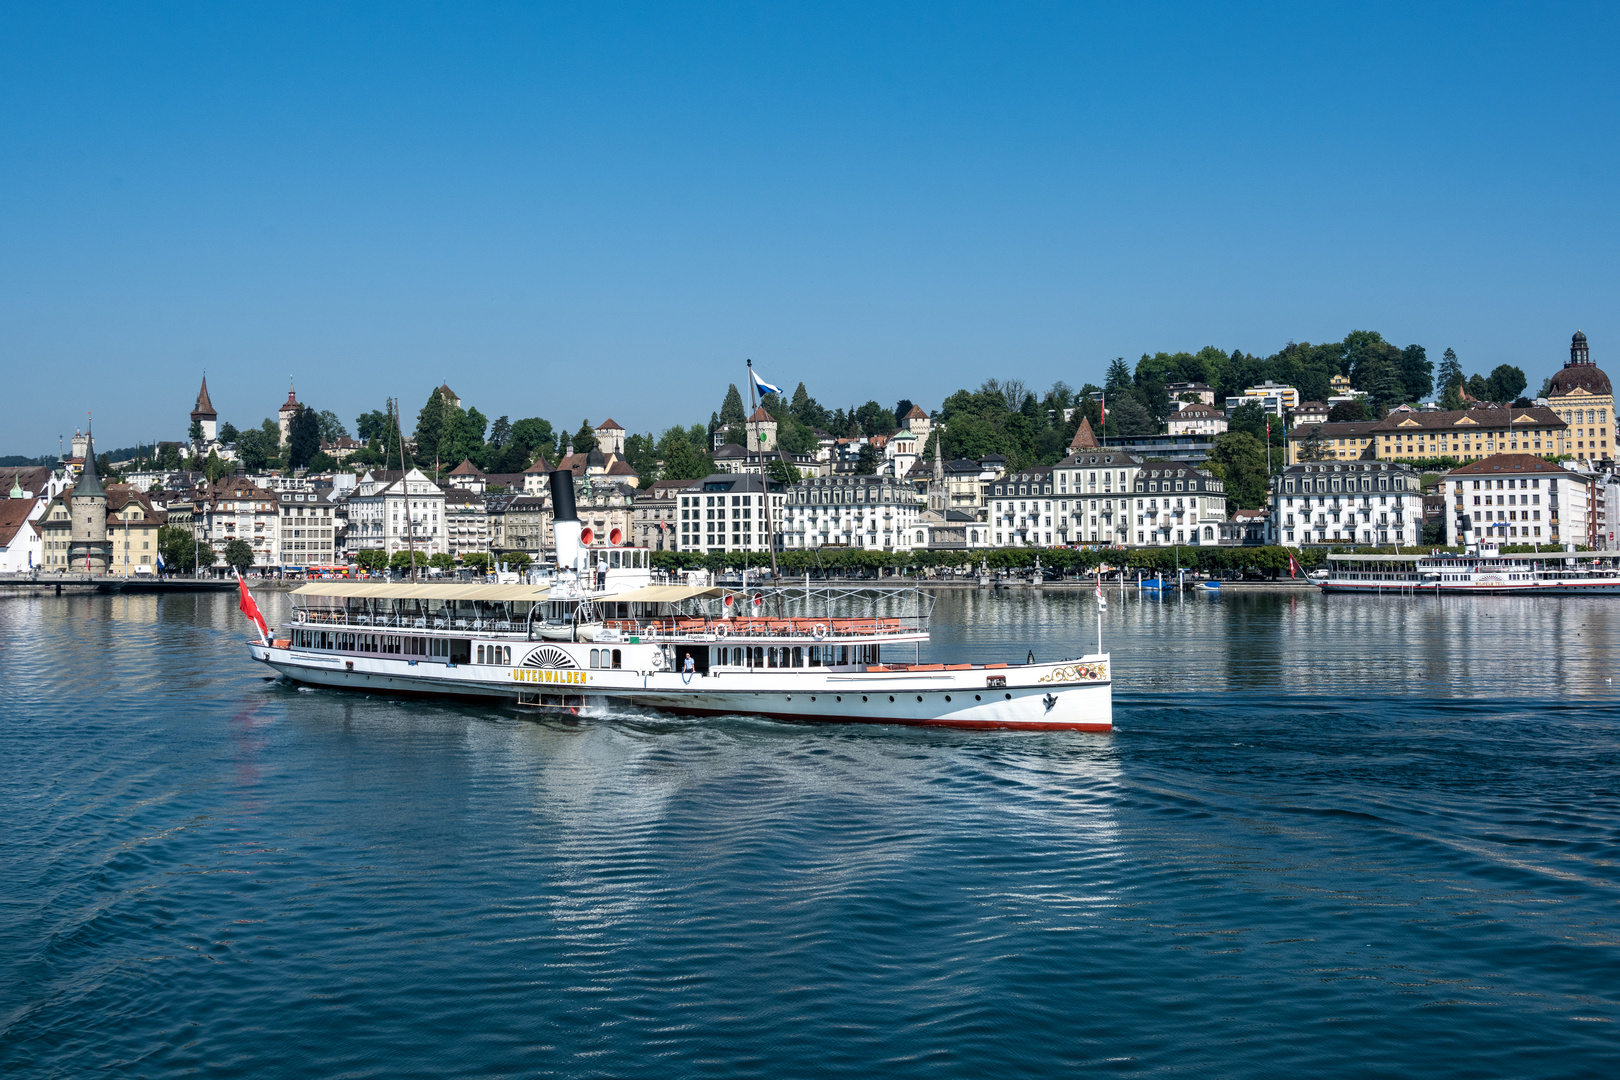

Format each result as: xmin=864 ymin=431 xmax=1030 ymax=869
xmin=745 ymin=359 xmax=782 ymax=586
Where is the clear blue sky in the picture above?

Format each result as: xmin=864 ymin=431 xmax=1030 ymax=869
xmin=3 ymin=2 xmax=1617 ymax=454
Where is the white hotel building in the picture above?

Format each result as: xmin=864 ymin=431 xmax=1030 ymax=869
xmin=782 ymin=473 xmax=925 ymax=552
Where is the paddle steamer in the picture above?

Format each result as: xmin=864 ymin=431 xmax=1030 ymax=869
xmin=1319 ymin=544 xmax=1620 ymax=594
xmin=246 ymin=471 xmax=1112 ymax=731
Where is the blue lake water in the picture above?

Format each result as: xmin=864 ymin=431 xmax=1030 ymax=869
xmin=2 ymin=587 xmax=1618 ymax=1077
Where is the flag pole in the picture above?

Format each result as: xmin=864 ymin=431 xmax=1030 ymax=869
xmin=746 ymin=359 xmax=782 ymax=586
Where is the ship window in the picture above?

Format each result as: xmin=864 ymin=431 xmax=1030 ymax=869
xmin=589 ymin=649 xmax=600 ymax=667
xmin=477 ymin=645 xmax=485 ymax=663
xmin=793 ymin=647 xmax=803 ymax=667
xmin=612 ymin=649 xmax=622 ymax=669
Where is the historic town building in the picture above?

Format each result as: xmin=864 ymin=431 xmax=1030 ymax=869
xmin=782 ymin=473 xmax=923 ymax=552
xmin=346 ymin=469 xmax=447 ymax=560
xmin=1270 ymin=461 xmax=1423 ymax=547
xmin=1051 ymin=448 xmax=1141 ymax=545
xmin=1442 ymin=455 xmax=1595 ymax=547
xmin=680 ymin=474 xmax=787 ymax=554
xmin=1545 ymin=330 xmax=1612 ymax=463
xmin=1129 ymin=463 xmax=1227 ymax=546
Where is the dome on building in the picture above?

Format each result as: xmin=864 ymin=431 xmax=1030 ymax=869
xmin=1574 ymin=329 xmax=1588 ymax=343
xmin=1549 ymin=365 xmax=1611 ymax=396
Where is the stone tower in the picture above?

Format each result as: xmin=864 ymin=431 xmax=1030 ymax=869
xmin=191 ymin=375 xmax=218 ymax=442
xmin=278 ymin=381 xmax=301 ymax=446
xmin=746 ymin=406 xmax=778 ymax=452
xmin=69 ymin=432 xmax=111 ymax=575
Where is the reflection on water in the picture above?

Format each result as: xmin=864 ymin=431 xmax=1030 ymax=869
xmin=0 ymin=589 xmax=1616 ymax=1078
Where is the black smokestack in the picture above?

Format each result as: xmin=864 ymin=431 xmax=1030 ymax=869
xmin=549 ymin=469 xmax=577 ymax=522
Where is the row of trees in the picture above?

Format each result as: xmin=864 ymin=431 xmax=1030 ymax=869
xmin=645 ymin=544 xmax=1328 ymax=577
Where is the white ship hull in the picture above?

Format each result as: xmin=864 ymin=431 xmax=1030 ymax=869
xmin=248 ymin=643 xmax=1113 ymax=732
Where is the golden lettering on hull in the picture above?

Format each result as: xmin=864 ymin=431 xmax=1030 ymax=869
xmin=512 ymin=668 xmax=588 ymax=685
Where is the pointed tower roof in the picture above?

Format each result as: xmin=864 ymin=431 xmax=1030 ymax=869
xmin=76 ymin=432 xmax=105 ymax=499
xmin=904 ymin=404 xmax=929 ymax=421
xmin=595 ymin=418 xmax=624 ymax=431
xmin=1069 ymin=416 xmax=1100 ymax=450
xmin=191 ymin=376 xmax=217 ymax=420
xmin=279 ymin=380 xmax=300 ymax=414
xmin=747 ymin=406 xmax=775 ymax=423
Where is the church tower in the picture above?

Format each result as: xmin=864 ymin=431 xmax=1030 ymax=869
xmin=69 ymin=431 xmax=111 ymax=575
xmin=191 ymin=375 xmax=218 ymax=442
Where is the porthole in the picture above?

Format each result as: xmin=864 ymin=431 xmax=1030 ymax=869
xmin=888 ymin=695 xmax=895 ymax=702
xmin=810 ymin=696 xmax=816 ymax=701
xmin=862 ymin=695 xmax=868 ymax=702
xmin=975 ymin=694 xmax=981 ymax=701
xmin=786 ymin=696 xmax=791 ymax=701
xmin=916 ymin=695 xmax=923 ymax=702
xmin=836 ymin=695 xmax=841 ymax=702
xmin=944 ymin=695 xmax=951 ymax=702
xmin=1005 ymin=693 xmax=1012 ymax=700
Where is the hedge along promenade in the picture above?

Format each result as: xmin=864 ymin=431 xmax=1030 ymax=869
xmin=647 ymin=545 xmax=1331 ymax=579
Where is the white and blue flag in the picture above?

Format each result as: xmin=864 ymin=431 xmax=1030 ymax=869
xmin=750 ymin=368 xmax=782 ymax=396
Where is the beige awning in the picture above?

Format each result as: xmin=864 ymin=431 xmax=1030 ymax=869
xmin=293 ymin=582 xmax=550 ymax=602
xmin=596 ymin=584 xmax=723 ymax=604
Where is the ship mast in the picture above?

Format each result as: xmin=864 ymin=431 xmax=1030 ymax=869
xmin=393 ymin=396 xmax=417 ymax=583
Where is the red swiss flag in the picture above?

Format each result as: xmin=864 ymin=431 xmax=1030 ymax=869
xmin=237 ymin=572 xmax=269 ymax=642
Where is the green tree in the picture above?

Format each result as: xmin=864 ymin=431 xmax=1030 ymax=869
xmin=428 ymin=552 xmax=456 ymax=573
xmin=893 ymin=398 xmax=915 ymax=426
xmin=855 ymin=443 xmax=882 ymax=474
xmin=1327 ymin=399 xmax=1367 ymax=422
xmin=222 ymin=538 xmax=255 ymax=573
xmin=1485 ymin=364 xmax=1527 ymax=403
xmin=1104 ymin=358 xmax=1134 ymax=396
xmin=502 ymin=551 xmax=533 ymax=572
xmin=1437 ymin=347 xmax=1463 ymax=394
xmin=790 ymin=382 xmax=827 ymax=429
xmin=203 ymin=448 xmax=230 ymax=483
xmin=158 ymin=524 xmax=215 ymax=573
xmin=508 ymin=417 xmax=556 ymax=464
xmin=390 ymin=549 xmax=425 ymax=573
xmin=1297 ymin=425 xmax=1328 ymax=463
xmin=287 ymin=405 xmax=321 ymax=469
xmin=488 ymin=416 xmax=512 ymax=449
xmin=571 ymin=419 xmax=597 ymax=456
xmin=354 ymin=549 xmax=389 ymax=573
xmin=317 ymin=410 xmax=349 ymax=442
xmin=1108 ymin=395 xmax=1158 ymax=437
xmin=356 ymin=409 xmax=393 ymax=442
xmin=1466 ymin=373 xmax=1489 ymax=401
xmin=766 ymin=457 xmax=800 ymax=486
xmin=718 ymin=384 xmax=747 ymax=433
xmin=233 ymin=427 xmax=272 ymax=473
xmin=1440 ymin=382 xmax=1466 ymax=410
xmin=462 ymin=552 xmax=492 ymax=574
xmin=855 ymin=401 xmax=897 ymax=435
xmin=657 ymin=427 xmax=712 ymax=481
xmin=219 ymin=422 xmax=239 ymax=443
xmin=1209 ymin=431 xmax=1269 ymax=509
xmin=1398 ymin=344 xmax=1433 ymax=402
xmin=157 ymin=442 xmax=182 ymax=470
xmin=188 ymin=419 xmax=204 ymax=444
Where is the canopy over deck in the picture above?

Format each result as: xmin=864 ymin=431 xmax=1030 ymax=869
xmin=293 ymin=582 xmax=552 ymax=602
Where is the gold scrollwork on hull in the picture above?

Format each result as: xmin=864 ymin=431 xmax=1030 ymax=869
xmin=1037 ymin=662 xmax=1108 ymax=684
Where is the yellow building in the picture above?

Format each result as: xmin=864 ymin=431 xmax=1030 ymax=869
xmin=1374 ymin=406 xmax=1565 ymax=463
xmin=1545 ymin=330 xmax=1612 ymax=462
xmin=1285 ymin=420 xmax=1380 ymax=465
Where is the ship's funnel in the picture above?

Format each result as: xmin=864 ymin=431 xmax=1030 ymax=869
xmin=550 ymin=470 xmax=583 ymax=571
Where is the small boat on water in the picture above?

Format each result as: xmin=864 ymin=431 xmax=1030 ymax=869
xmin=1139 ymin=577 xmax=1168 ymax=590
xmin=244 ymin=470 xmax=1114 ymax=731
xmin=1198 ymin=580 xmax=1222 ymax=592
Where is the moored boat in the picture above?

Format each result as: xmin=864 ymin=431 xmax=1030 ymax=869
xmin=244 ymin=470 xmax=1114 ymax=731
xmin=1318 ymin=544 xmax=1620 ymax=595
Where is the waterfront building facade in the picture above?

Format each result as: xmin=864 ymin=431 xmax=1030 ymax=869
xmin=783 ymin=473 xmax=924 ymax=552
xmin=1442 ymin=455 xmax=1593 ymax=547
xmin=1051 ymin=450 xmax=1141 ymax=545
xmin=276 ymin=489 xmax=336 ymax=569
xmin=441 ymin=486 xmax=490 ymax=561
xmin=1129 ymin=463 xmax=1227 ymax=546
xmin=1270 ymin=461 xmax=1423 ymax=547
xmin=678 ymin=474 xmax=786 ymax=554
xmin=197 ymin=477 xmax=281 ymax=568
xmin=1373 ymin=406 xmax=1566 ymax=464
xmin=987 ymin=465 xmax=1056 ymax=546
xmin=632 ymin=478 xmax=683 ymax=551
xmin=346 ymin=469 xmax=447 ymax=560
